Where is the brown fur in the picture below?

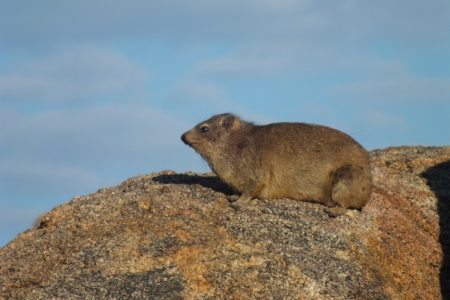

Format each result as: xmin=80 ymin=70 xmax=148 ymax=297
xmin=181 ymin=113 xmax=372 ymax=210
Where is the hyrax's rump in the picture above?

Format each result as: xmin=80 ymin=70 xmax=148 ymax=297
xmin=181 ymin=113 xmax=372 ymax=210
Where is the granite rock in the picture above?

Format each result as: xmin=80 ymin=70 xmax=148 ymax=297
xmin=1 ymin=147 xmax=449 ymax=299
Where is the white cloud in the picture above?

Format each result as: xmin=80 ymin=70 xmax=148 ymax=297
xmin=1 ymin=104 xmax=189 ymax=166
xmin=0 ymin=157 xmax=101 ymax=199
xmin=331 ymin=76 xmax=450 ymax=103
xmin=0 ymin=205 xmax=43 ymax=227
xmin=0 ymin=46 xmax=146 ymax=103
xmin=187 ymin=39 xmax=414 ymax=84
xmin=188 ymin=40 xmax=449 ymax=106
xmin=1 ymin=1 xmax=448 ymax=48
xmin=194 ymin=51 xmax=290 ymax=76
xmin=361 ymin=110 xmax=407 ymax=128
xmin=294 ymin=101 xmax=344 ymax=128
xmin=0 ymin=1 xmax=319 ymax=46
xmin=169 ymin=80 xmax=230 ymax=108
xmin=166 ymin=76 xmax=273 ymax=124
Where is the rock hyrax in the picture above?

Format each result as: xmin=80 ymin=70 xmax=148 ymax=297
xmin=181 ymin=113 xmax=372 ymax=211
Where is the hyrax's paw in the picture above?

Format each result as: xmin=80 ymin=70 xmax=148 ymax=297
xmin=324 ymin=207 xmax=347 ymax=218
xmin=229 ymin=202 xmax=242 ymax=210
xmin=227 ymin=195 xmax=240 ymax=203
xmin=228 ymin=194 xmax=253 ymax=210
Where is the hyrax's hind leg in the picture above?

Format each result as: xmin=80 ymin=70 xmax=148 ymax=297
xmin=330 ymin=164 xmax=372 ymax=210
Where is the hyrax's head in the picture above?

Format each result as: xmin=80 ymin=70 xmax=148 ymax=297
xmin=181 ymin=113 xmax=242 ymax=161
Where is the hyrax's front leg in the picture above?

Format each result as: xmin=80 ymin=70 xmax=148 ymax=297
xmin=228 ymin=179 xmax=266 ymax=210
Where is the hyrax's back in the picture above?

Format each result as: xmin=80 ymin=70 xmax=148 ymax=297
xmin=252 ymin=122 xmax=372 ymax=209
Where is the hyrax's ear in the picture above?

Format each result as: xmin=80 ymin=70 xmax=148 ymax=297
xmin=222 ymin=114 xmax=235 ymax=129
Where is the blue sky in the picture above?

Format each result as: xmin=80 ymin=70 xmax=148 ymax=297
xmin=1 ymin=0 xmax=449 ymax=246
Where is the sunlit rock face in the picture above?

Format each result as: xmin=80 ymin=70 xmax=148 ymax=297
xmin=1 ymin=147 xmax=449 ymax=300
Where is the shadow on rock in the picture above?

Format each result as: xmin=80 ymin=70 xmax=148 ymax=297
xmin=422 ymin=160 xmax=450 ymax=299
xmin=153 ymin=173 xmax=235 ymax=196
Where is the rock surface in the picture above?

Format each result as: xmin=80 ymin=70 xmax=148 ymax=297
xmin=1 ymin=146 xmax=449 ymax=299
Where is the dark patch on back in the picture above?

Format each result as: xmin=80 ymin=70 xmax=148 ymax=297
xmin=332 ymin=164 xmax=354 ymax=183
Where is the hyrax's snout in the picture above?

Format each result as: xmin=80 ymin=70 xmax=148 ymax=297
xmin=181 ymin=132 xmax=192 ymax=146
xmin=181 ymin=132 xmax=188 ymax=144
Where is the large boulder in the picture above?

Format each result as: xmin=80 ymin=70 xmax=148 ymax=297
xmin=1 ymin=147 xmax=449 ymax=299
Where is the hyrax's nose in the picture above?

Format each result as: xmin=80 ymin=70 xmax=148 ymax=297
xmin=181 ymin=132 xmax=188 ymax=144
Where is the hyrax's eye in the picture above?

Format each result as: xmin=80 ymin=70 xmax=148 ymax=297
xmin=200 ymin=126 xmax=209 ymax=133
